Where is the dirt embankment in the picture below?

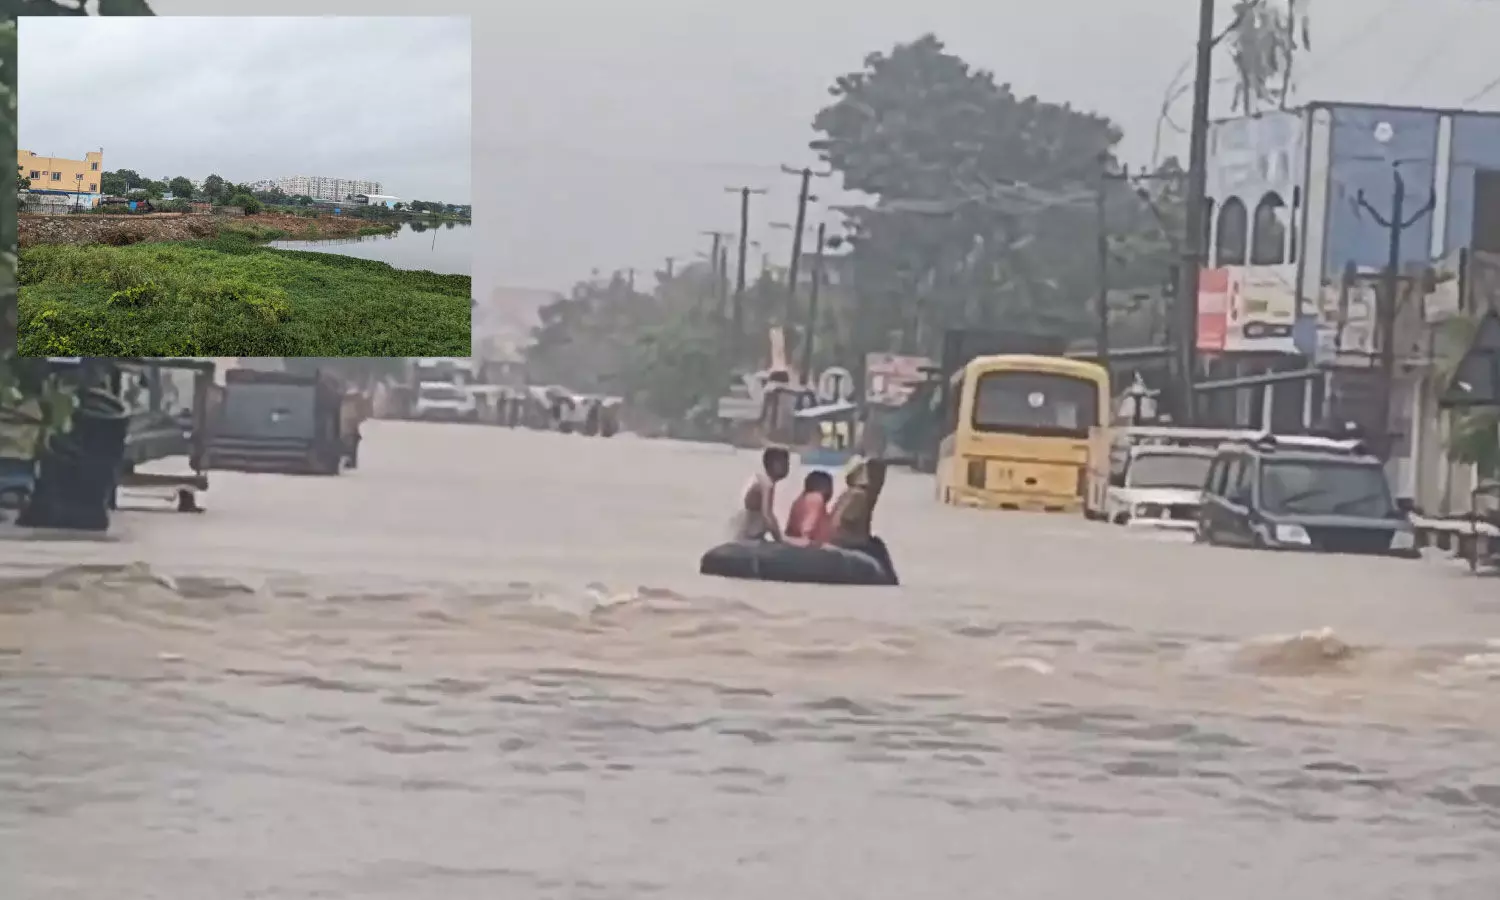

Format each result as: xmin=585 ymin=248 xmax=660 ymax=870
xmin=18 ymin=212 xmax=386 ymax=249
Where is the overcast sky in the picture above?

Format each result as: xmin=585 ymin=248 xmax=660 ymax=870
xmin=19 ymin=16 xmax=471 ymax=204
xmin=146 ymin=0 xmax=1500 ymax=296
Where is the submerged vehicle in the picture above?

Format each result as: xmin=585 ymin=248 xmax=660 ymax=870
xmin=1088 ymin=426 xmax=1255 ymax=528
xmin=936 ymin=353 xmax=1110 ymax=514
xmin=908 ymin=328 xmax=1070 ymax=472
xmin=202 ymin=369 xmax=352 ymax=475
xmin=1197 ymin=432 xmax=1418 ymax=556
xmin=699 ymin=539 xmax=898 ymax=586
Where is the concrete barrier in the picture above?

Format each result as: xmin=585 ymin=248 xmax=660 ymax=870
xmin=1412 ymin=514 xmax=1500 ymax=562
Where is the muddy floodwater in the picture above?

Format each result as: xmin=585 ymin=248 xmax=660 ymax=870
xmin=3 ymin=421 xmax=1499 ymax=899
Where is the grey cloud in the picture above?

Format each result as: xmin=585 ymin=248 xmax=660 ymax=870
xmin=19 ymin=15 xmax=471 ymax=204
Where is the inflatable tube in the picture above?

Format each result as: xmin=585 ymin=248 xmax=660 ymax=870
xmin=699 ymin=539 xmax=898 ymax=586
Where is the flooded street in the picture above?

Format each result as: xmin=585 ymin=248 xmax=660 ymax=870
xmin=3 ymin=420 xmax=1499 ymax=899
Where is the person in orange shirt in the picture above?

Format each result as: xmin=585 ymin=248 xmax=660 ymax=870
xmin=784 ymin=470 xmax=835 ymax=546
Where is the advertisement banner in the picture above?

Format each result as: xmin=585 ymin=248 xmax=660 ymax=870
xmin=1227 ymin=263 xmax=1298 ymax=352
xmin=864 ymin=352 xmax=934 ymax=405
xmin=1196 ymin=268 xmax=1230 ymax=352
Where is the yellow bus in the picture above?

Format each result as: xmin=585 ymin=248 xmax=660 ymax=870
xmin=936 ymin=354 xmax=1111 ymax=513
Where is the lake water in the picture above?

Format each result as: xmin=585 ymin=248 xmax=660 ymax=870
xmin=2 ymin=421 xmax=1499 ymax=899
xmin=268 ymin=220 xmax=471 ymax=276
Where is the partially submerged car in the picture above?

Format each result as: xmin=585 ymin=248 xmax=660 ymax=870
xmin=1197 ymin=432 xmax=1417 ymax=557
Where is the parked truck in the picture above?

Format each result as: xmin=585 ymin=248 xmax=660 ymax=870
xmin=201 ymin=369 xmax=355 ymax=475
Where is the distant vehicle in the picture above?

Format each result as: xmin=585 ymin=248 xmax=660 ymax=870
xmin=202 ymin=369 xmax=351 ymax=475
xmin=1196 ymin=432 xmax=1418 ymax=557
xmin=413 ymin=382 xmax=479 ymax=421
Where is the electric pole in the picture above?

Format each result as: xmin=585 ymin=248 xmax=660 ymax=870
xmin=663 ymin=256 xmax=675 ymax=281
xmin=725 ymin=186 xmax=767 ymax=356
xmin=717 ymin=243 xmax=730 ymax=317
xmin=1176 ymin=0 xmax=1219 ymax=425
xmin=1356 ymin=166 xmax=1435 ymax=458
xmin=800 ymin=221 xmax=828 ymax=382
xmin=700 ymin=229 xmax=731 ymax=312
xmin=780 ymin=165 xmax=832 ymax=327
xmin=1095 ymin=157 xmax=1111 ymax=365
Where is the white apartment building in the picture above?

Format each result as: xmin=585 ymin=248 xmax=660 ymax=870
xmin=271 ymin=175 xmax=383 ymax=202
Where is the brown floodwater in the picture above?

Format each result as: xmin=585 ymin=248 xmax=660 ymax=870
xmin=2 ymin=421 xmax=1499 ymax=899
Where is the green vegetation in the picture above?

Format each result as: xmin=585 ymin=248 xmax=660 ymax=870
xmin=18 ymin=239 xmax=470 ymax=357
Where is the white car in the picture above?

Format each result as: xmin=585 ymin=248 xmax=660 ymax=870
xmin=413 ymin=382 xmax=478 ymax=421
xmin=1106 ymin=447 xmax=1215 ymax=530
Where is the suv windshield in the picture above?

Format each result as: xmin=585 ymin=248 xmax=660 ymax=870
xmin=1259 ymin=458 xmax=1394 ymax=517
xmin=1127 ymin=452 xmax=1213 ymax=490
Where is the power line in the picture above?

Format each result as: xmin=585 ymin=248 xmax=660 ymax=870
xmin=474 ymin=142 xmax=790 ymax=175
xmin=1381 ymin=4 xmax=1469 ymax=101
xmin=1296 ymin=0 xmax=1406 ymax=83
xmin=1463 ymin=71 xmax=1500 ymax=104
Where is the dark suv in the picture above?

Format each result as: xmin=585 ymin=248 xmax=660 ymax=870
xmin=1196 ymin=434 xmax=1418 ymax=557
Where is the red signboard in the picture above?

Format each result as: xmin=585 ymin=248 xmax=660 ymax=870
xmin=1196 ymin=267 xmax=1230 ymax=352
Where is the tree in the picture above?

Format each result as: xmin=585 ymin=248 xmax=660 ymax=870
xmin=16 ymin=165 xmax=28 ymax=191
xmin=168 ymin=176 xmax=194 ymax=199
xmin=228 ymin=192 xmax=261 ymax=215
xmin=201 ymin=173 xmax=226 ymax=204
xmin=99 ymin=170 xmax=127 ymax=196
xmin=523 ymin=266 xmax=736 ymax=422
xmin=808 ymin=34 xmax=1168 ymax=356
xmin=113 ymin=168 xmax=144 ymax=190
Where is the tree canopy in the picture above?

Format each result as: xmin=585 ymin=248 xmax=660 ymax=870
xmin=811 ymin=34 xmax=1177 ymax=356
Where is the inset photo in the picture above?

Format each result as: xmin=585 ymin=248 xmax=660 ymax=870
xmin=16 ymin=15 xmax=472 ymax=358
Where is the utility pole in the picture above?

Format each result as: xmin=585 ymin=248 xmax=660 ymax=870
xmin=700 ymin=229 xmax=731 ymax=312
xmin=1095 ymin=157 xmax=1111 ymax=365
xmin=1176 ymin=0 xmax=1219 ymax=425
xmin=717 ymin=243 xmax=730 ymax=317
xmin=700 ymin=229 xmax=730 ymax=279
xmin=780 ymin=165 xmax=831 ymax=326
xmin=725 ymin=186 xmax=767 ymax=357
xmin=663 ymin=256 xmax=675 ymax=281
xmin=799 ymin=222 xmax=828 ymax=381
xmin=1356 ymin=166 xmax=1435 ymax=458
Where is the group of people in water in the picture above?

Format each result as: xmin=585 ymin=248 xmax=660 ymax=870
xmin=731 ymin=447 xmax=897 ymax=580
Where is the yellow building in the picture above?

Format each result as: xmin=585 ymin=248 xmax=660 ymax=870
xmin=17 ymin=149 xmax=104 ymax=208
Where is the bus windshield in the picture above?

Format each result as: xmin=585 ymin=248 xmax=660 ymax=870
xmin=971 ymin=370 xmax=1100 ymax=438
